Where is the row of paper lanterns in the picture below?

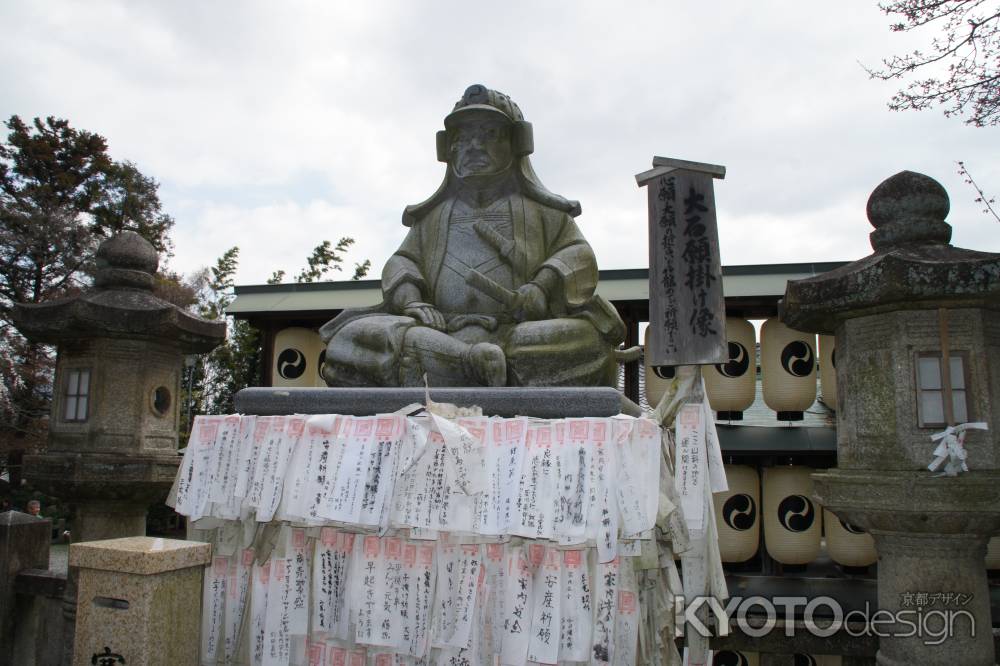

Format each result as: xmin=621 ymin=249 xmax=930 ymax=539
xmin=715 ymin=465 xmax=1000 ymax=569
xmin=274 ymin=320 xmax=836 ymax=415
xmin=714 ymin=465 xmax=876 ymax=568
xmin=645 ymin=318 xmax=837 ymax=418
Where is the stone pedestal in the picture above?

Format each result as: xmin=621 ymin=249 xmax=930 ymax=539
xmin=813 ymin=469 xmax=1000 ymax=666
xmin=70 ymin=536 xmax=210 ymax=666
xmin=235 ymin=385 xmax=631 ymax=417
xmin=873 ymin=533 xmax=990 ymax=666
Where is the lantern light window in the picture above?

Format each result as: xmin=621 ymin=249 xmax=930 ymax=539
xmin=63 ymin=368 xmax=91 ymax=422
xmin=916 ymin=353 xmax=969 ymax=427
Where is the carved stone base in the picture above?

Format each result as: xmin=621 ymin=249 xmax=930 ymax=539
xmin=23 ymin=452 xmax=179 ymax=505
xmin=24 ymin=452 xmax=179 ymax=543
xmin=813 ymin=469 xmax=1000 ymax=666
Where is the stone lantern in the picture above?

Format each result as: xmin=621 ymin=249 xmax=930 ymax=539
xmin=12 ymin=231 xmax=225 ymax=542
xmin=781 ymin=171 xmax=1000 ymax=666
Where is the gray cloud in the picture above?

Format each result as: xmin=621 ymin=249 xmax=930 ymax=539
xmin=2 ymin=0 xmax=996 ymax=286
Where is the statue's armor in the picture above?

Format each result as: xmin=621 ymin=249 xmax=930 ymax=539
xmin=436 ymin=196 xmax=514 ymax=318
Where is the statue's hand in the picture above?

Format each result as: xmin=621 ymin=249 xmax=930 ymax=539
xmin=403 ymin=301 xmax=446 ymax=331
xmin=511 ymin=283 xmax=547 ymax=322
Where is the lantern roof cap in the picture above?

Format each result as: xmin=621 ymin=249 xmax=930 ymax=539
xmin=11 ymin=232 xmax=225 ymax=351
xmin=781 ymin=171 xmax=1000 ymax=334
xmin=94 ymin=230 xmax=160 ymax=289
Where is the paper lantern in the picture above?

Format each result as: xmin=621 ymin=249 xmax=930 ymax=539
xmin=819 ymin=335 xmax=837 ymax=410
xmin=713 ymin=465 xmax=760 ymax=563
xmin=763 ymin=466 xmax=822 ymax=565
xmin=704 ymin=318 xmax=756 ymax=420
xmin=986 ymin=537 xmax=1000 ymax=570
xmin=643 ymin=326 xmax=675 ymax=407
xmin=761 ymin=319 xmax=817 ymax=421
xmin=713 ymin=650 xmax=759 ymax=666
xmin=823 ymin=509 xmax=876 ymax=568
xmin=272 ymin=327 xmax=326 ymax=388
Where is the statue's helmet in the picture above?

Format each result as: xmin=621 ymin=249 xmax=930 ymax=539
xmin=444 ymin=84 xmax=525 ymax=126
xmin=408 ymin=84 xmax=580 ymax=225
xmin=437 ymin=84 xmax=534 ymax=160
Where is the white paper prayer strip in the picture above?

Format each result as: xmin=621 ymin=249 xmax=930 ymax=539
xmin=674 ymin=404 xmax=707 ymax=534
xmin=200 ymin=555 xmax=227 ymax=665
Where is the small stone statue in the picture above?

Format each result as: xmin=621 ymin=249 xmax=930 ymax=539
xmin=321 ymin=85 xmax=626 ymax=387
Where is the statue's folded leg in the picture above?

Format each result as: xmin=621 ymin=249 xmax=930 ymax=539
xmin=322 ymin=314 xmax=506 ymax=387
xmin=504 ymin=318 xmax=617 ymax=387
xmin=322 ymin=315 xmax=414 ymax=387
xmin=402 ymin=327 xmax=506 ymax=387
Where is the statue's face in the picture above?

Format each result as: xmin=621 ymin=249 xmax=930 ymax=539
xmin=449 ymin=117 xmax=513 ymax=179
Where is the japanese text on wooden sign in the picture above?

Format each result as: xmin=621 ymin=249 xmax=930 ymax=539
xmin=637 ymin=157 xmax=727 ymax=367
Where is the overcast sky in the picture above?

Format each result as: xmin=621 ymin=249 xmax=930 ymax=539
xmin=2 ymin=1 xmax=997 ymax=287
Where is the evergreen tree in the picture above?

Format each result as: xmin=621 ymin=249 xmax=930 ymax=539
xmin=0 ymin=116 xmax=175 ymax=483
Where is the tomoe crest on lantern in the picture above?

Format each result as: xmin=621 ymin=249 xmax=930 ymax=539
xmin=781 ymin=341 xmax=814 ymax=377
xmin=778 ymin=495 xmax=815 ymax=532
xmin=277 ymin=348 xmax=306 ymax=380
xmin=717 ymin=341 xmax=751 ymax=378
xmin=723 ymin=494 xmax=757 ymax=531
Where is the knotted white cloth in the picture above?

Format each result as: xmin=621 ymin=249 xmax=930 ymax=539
xmin=928 ymin=422 xmax=988 ymax=477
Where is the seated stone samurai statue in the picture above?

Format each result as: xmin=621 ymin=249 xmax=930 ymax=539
xmin=320 ymin=84 xmax=627 ymax=387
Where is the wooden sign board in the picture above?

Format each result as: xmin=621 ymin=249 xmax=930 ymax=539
xmin=636 ymin=157 xmax=727 ymax=367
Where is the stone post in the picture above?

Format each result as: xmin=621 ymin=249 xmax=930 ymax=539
xmin=0 ymin=511 xmax=51 ymax=666
xmin=70 ymin=536 xmax=210 ymax=666
xmin=781 ymin=171 xmax=1000 ymax=666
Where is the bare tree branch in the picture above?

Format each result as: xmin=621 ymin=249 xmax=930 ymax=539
xmin=867 ymin=0 xmax=1000 ymax=126
xmin=956 ymin=161 xmax=1000 ymax=222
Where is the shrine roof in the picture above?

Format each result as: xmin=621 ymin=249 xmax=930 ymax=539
xmin=227 ymin=262 xmax=848 ymax=318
